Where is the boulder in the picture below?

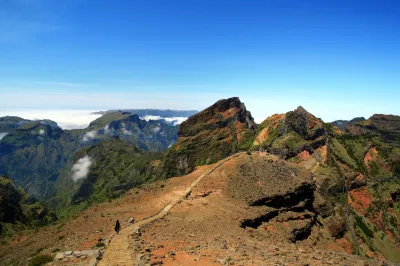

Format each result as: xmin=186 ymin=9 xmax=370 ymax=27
xmin=54 ymin=252 xmax=64 ymax=260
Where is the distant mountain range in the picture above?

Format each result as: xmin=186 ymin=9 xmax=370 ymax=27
xmin=0 ymin=111 xmax=181 ymax=208
xmin=331 ymin=117 xmax=366 ymax=130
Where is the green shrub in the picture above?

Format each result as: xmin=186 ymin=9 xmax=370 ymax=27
xmin=355 ymin=215 xmax=374 ymax=238
xmin=28 ymin=254 xmax=54 ymax=266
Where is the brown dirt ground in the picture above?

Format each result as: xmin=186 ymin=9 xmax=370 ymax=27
xmin=0 ymin=153 xmax=387 ymax=266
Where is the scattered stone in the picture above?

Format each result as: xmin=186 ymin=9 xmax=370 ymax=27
xmin=64 ymin=251 xmax=73 ymax=256
xmin=55 ymin=253 xmax=64 ymax=260
xmin=62 ymin=258 xmax=69 ymax=262
xmin=218 ymin=257 xmax=230 ymax=265
xmin=81 ymin=249 xmax=100 ymax=257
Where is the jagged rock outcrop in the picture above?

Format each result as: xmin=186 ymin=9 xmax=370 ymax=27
xmin=164 ymin=97 xmax=257 ymax=177
xmin=252 ymin=106 xmax=333 ymax=159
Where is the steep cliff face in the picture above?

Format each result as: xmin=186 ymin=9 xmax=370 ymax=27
xmin=164 ymin=97 xmax=257 ymax=177
xmin=252 ymin=106 xmax=333 ymax=159
xmin=0 ymin=175 xmax=56 ymax=235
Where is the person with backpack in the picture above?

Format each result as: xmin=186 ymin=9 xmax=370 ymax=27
xmin=115 ymin=220 xmax=121 ymax=234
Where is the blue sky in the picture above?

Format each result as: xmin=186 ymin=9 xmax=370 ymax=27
xmin=0 ymin=0 xmax=399 ymax=123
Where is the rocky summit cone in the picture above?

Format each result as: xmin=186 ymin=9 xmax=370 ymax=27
xmin=164 ymin=97 xmax=257 ymax=177
xmin=252 ymin=106 xmax=333 ymax=159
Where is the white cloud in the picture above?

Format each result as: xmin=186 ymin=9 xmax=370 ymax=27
xmin=82 ymin=130 xmax=97 ymax=142
xmin=0 ymin=132 xmax=8 ymax=140
xmin=122 ymin=128 xmax=133 ymax=135
xmin=38 ymin=129 xmax=45 ymax=135
xmin=0 ymin=109 xmax=102 ymax=130
xmin=141 ymin=115 xmax=188 ymax=126
xmin=152 ymin=126 xmax=161 ymax=133
xmin=71 ymin=155 xmax=93 ymax=182
xmin=103 ymin=124 xmax=110 ymax=134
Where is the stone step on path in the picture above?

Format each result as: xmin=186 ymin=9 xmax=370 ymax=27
xmin=98 ymin=153 xmax=243 ymax=266
xmin=97 ymin=229 xmax=133 ymax=266
xmin=48 ymin=250 xmax=100 ymax=266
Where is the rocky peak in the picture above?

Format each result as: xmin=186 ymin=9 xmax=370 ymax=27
xmin=164 ymin=97 xmax=257 ymax=177
xmin=284 ymin=106 xmax=325 ymax=140
xmin=252 ymin=106 xmax=329 ymax=159
xmin=178 ymin=97 xmax=256 ymax=137
xmin=294 ymin=105 xmax=307 ymax=114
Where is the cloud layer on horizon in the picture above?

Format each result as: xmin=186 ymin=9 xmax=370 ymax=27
xmin=0 ymin=109 xmax=102 ymax=130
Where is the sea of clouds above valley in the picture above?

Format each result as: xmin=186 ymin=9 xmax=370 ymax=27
xmin=0 ymin=109 xmax=189 ymax=130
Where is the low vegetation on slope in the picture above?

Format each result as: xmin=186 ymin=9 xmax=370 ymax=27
xmin=49 ymin=138 xmax=165 ymax=217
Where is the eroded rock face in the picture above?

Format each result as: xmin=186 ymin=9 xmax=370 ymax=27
xmin=164 ymin=97 xmax=257 ymax=177
xmin=228 ymin=155 xmax=319 ymax=242
xmin=252 ymin=106 xmax=332 ymax=159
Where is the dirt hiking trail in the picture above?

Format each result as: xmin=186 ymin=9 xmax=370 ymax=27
xmin=98 ymin=153 xmax=243 ymax=266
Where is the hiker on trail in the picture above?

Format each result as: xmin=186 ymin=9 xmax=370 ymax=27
xmin=115 ymin=220 xmax=121 ymax=234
